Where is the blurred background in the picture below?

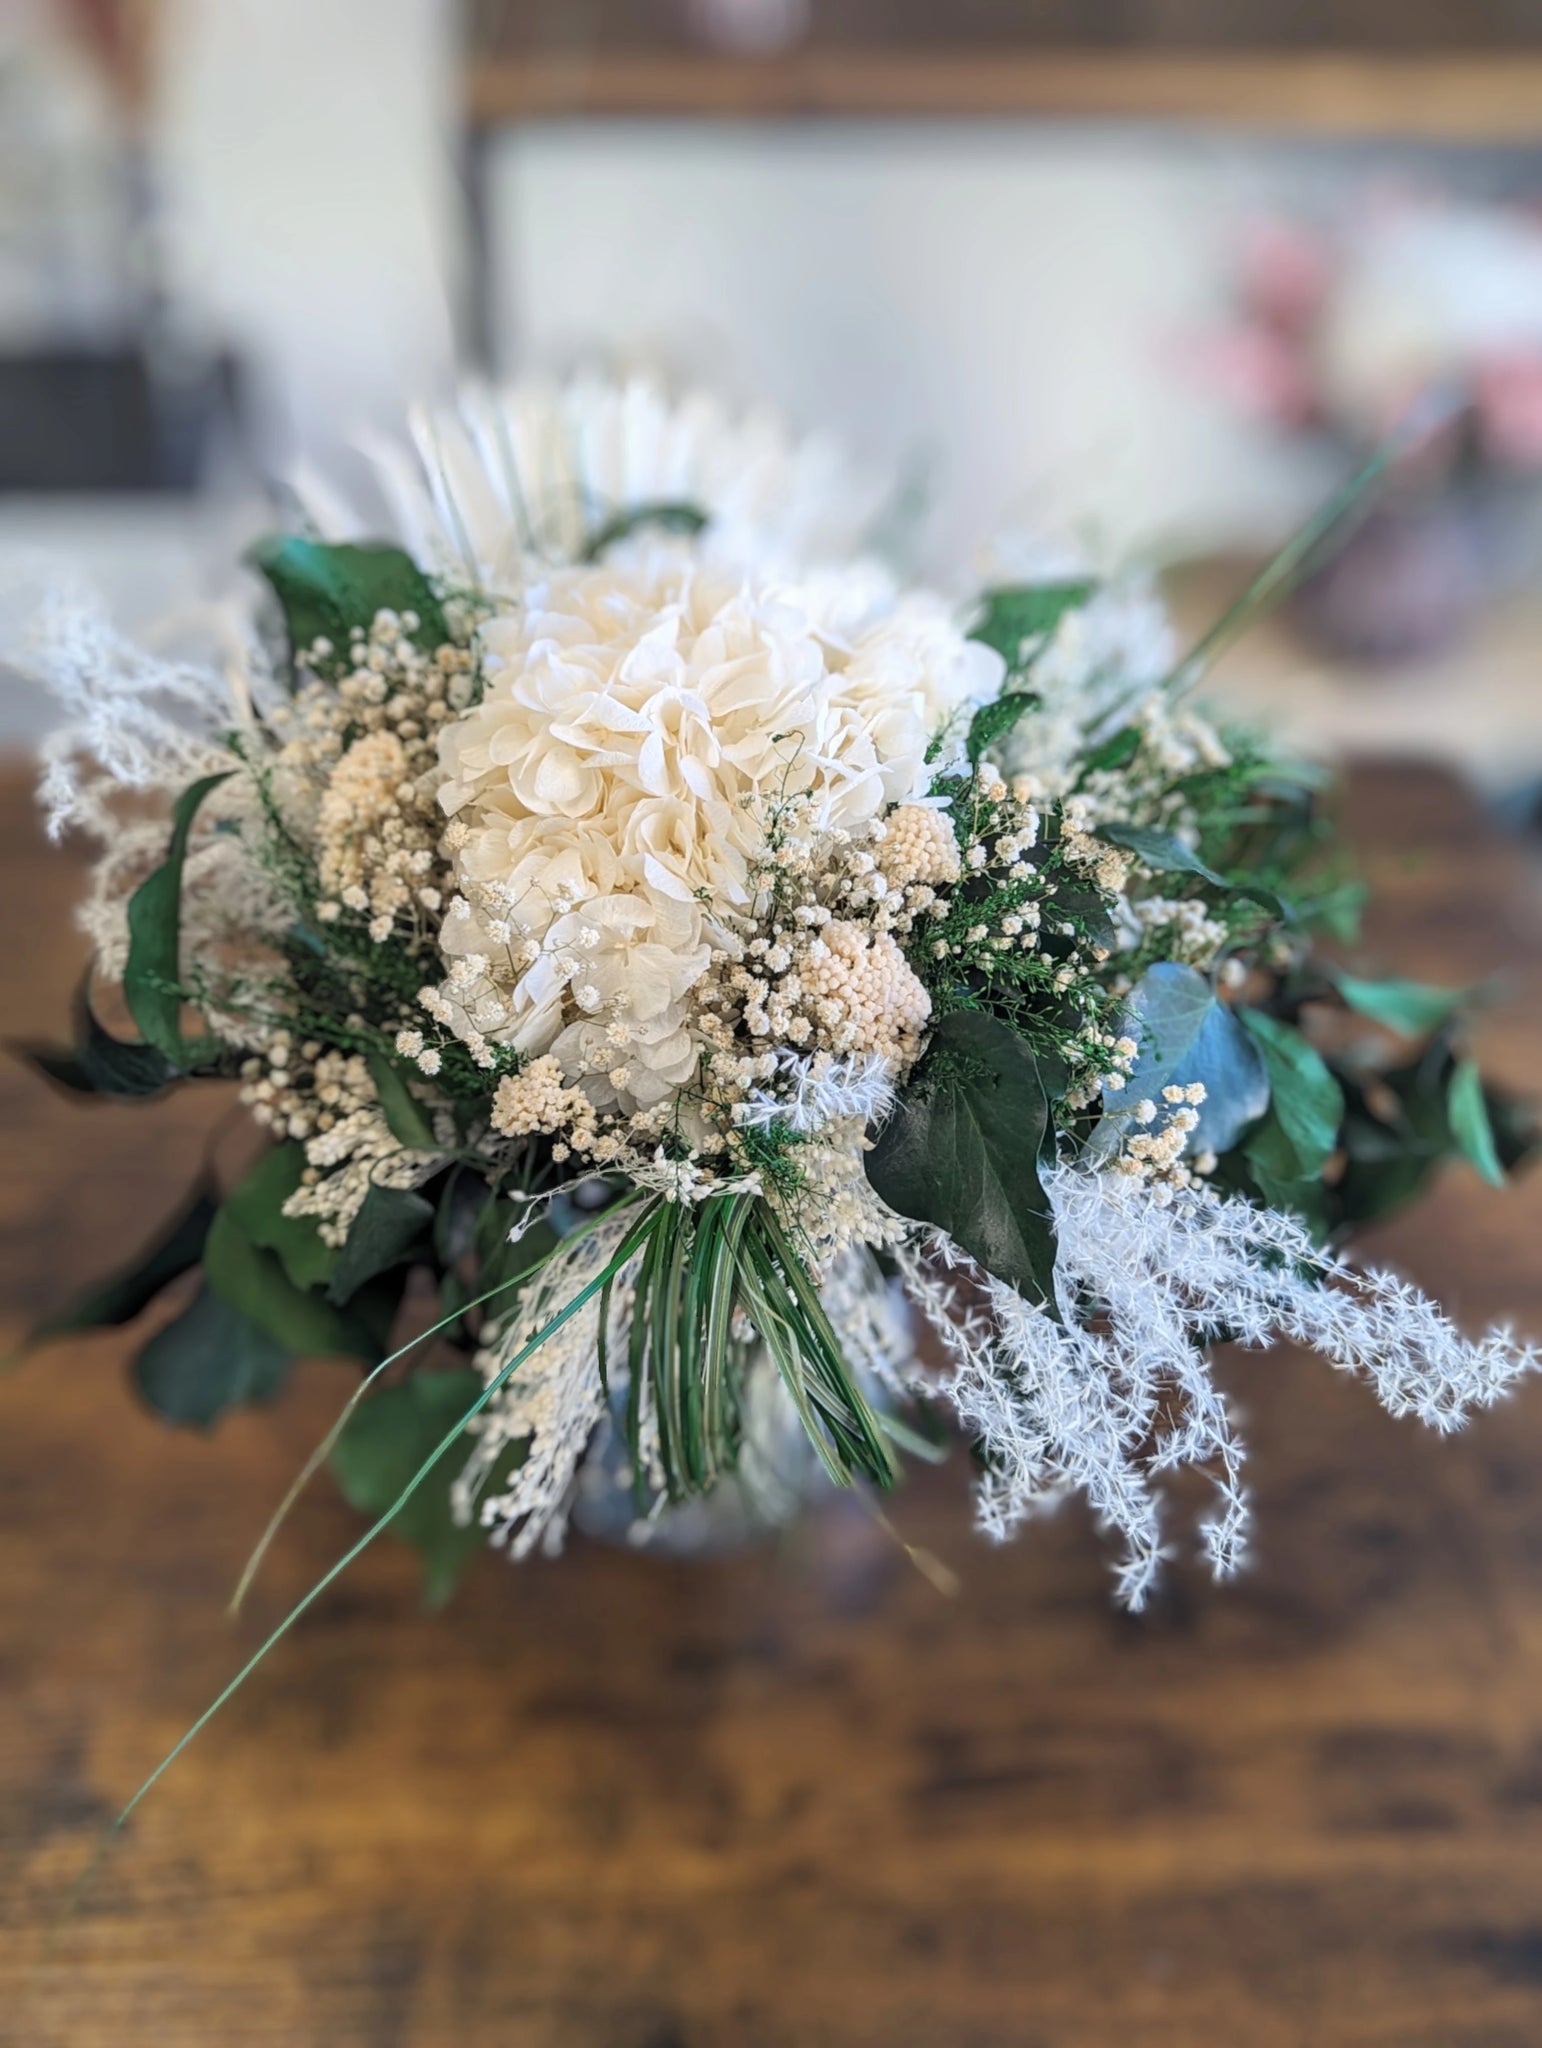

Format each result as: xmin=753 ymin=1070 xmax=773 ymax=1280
xmin=3 ymin=0 xmax=1542 ymax=797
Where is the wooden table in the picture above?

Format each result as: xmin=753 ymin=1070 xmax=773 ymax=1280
xmin=4 ymin=760 xmax=1542 ymax=2047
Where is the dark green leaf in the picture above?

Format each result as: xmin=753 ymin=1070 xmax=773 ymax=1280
xmin=203 ymin=1207 xmax=377 ymax=1360
xmin=1448 ymin=1057 xmax=1505 ymax=1188
xmin=250 ymin=537 xmax=447 ymax=674
xmin=581 ymin=501 xmax=708 ymax=562
xmin=224 ymin=1144 xmax=336 ymax=1290
xmin=1242 ymin=1111 xmax=1332 ymax=1241
xmin=1101 ymin=822 xmax=1285 ymax=920
xmin=966 ymin=690 xmax=1038 ymax=768
xmin=969 ymin=581 xmax=1093 ymax=669
xmin=475 ymin=1198 xmax=559 ymax=1300
xmin=866 ymin=1010 xmax=1058 ymax=1307
xmin=1239 ymin=1009 xmax=1344 ymax=1179
xmin=10 ymin=977 xmax=175 ymax=1098
xmin=327 ymin=1184 xmax=434 ymax=1305
xmin=123 ymin=772 xmax=233 ymax=1065
xmin=1091 ymin=963 xmax=1269 ymax=1161
xmin=1079 ymin=725 xmax=1142 ymax=776
xmin=134 ymin=1283 xmax=293 ymax=1427
xmin=364 ymin=1050 xmax=438 ymax=1151
xmin=434 ymin=1165 xmax=487 ymax=1266
xmin=331 ymin=1369 xmax=526 ymax=1607
xmin=29 ymin=1184 xmax=215 ymax=1347
xmin=1327 ymin=967 xmax=1468 ymax=1039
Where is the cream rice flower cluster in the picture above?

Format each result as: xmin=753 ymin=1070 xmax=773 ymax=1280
xmin=432 ymin=546 xmax=1001 ymax=1112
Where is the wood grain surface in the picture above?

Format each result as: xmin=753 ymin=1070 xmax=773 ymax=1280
xmin=4 ymin=759 xmax=1542 ymax=2048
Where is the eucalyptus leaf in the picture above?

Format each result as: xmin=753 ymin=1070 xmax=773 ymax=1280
xmin=134 ymin=1283 xmax=293 ymax=1428
xmin=1089 ymin=963 xmax=1269 ymax=1162
xmin=225 ymin=1144 xmax=336 ymax=1291
xmin=1449 ymin=1057 xmax=1506 ymax=1188
xmin=364 ymin=1051 xmax=438 ymax=1151
xmin=250 ymin=537 xmax=447 ymax=673
xmin=969 ymin=581 xmax=1093 ymax=669
xmin=203 ymin=1207 xmax=377 ymax=1360
xmin=123 ymin=772 xmax=233 ymax=1066
xmin=28 ymin=1184 xmax=216 ymax=1348
xmin=1239 ymin=1009 xmax=1344 ymax=1179
xmin=327 ymin=1184 xmax=435 ymax=1305
xmin=1100 ymin=822 xmax=1285 ymax=920
xmin=866 ymin=1010 xmax=1058 ymax=1307
xmin=331 ymin=1369 xmax=527 ymax=1607
xmin=1328 ymin=967 xmax=1468 ymax=1039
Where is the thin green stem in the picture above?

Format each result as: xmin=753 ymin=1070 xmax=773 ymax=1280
xmin=1167 ymin=411 xmax=1447 ymax=697
xmin=107 ymin=1203 xmax=658 ymax=1852
xmin=227 ymin=1193 xmax=637 ymax=1616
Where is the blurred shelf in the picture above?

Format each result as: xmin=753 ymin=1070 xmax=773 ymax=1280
xmin=468 ymin=51 xmax=1542 ymax=136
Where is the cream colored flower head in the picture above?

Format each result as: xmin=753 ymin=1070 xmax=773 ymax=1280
xmin=433 ymin=545 xmax=1002 ymax=1111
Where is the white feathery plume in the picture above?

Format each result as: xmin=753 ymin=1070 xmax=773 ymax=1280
xmin=452 ymin=1206 xmax=644 ymax=1559
xmin=15 ymin=563 xmax=258 ymax=839
xmin=895 ymin=1163 xmax=1537 ymax=1610
xmin=735 ymin=1050 xmax=899 ymax=1136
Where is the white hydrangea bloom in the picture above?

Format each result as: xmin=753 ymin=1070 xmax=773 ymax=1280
xmin=293 ymin=375 xmax=888 ymax=588
xmin=433 ymin=545 xmax=1002 ymax=1110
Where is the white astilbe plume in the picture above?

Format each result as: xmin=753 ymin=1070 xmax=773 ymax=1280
xmin=896 ymin=1163 xmax=1537 ymax=1610
xmin=18 ymin=565 xmax=257 ymax=839
xmin=452 ymin=1207 xmax=644 ymax=1559
xmin=735 ymin=1051 xmax=899 ymax=1136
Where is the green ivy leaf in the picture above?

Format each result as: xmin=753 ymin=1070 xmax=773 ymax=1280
xmin=1448 ymin=1057 xmax=1506 ymax=1188
xmin=364 ymin=1050 xmax=438 ymax=1151
xmin=327 ymin=1184 xmax=435 ymax=1306
xmin=250 ymin=537 xmax=448 ymax=675
xmin=1090 ymin=962 xmax=1269 ymax=1162
xmin=1100 ymin=822 xmax=1285 ymax=920
xmin=123 ymin=772 xmax=233 ymax=1067
xmin=134 ymin=1283 xmax=293 ymax=1428
xmin=965 ymin=690 xmax=1039 ymax=768
xmin=969 ymin=581 xmax=1093 ymax=670
xmin=866 ymin=1010 xmax=1059 ymax=1307
xmin=27 ymin=1183 xmax=216 ymax=1349
xmin=203 ymin=1207 xmax=377 ymax=1360
xmin=224 ymin=1144 xmax=336 ymax=1291
xmin=581 ymin=501 xmax=708 ymax=562
xmin=1327 ymin=967 xmax=1469 ymax=1039
xmin=331 ymin=1370 xmax=527 ymax=1607
xmin=1239 ymin=1009 xmax=1344 ymax=1179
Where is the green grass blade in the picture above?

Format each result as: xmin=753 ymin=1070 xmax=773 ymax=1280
xmin=101 ymin=1202 xmax=660 ymax=1863
xmin=228 ymin=1193 xmax=639 ymax=1616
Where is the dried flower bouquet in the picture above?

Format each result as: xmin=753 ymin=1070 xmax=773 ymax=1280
xmin=21 ymin=378 xmax=1538 ymax=1655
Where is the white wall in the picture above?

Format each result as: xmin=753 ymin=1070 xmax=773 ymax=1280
xmin=487 ymin=121 xmax=1344 ymax=576
xmin=153 ymin=0 xmax=464 ymax=471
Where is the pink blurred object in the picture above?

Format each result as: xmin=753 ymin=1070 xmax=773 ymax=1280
xmin=1475 ymin=354 xmax=1542 ymax=470
xmin=1237 ymin=218 xmax=1333 ymax=335
xmin=1186 ymin=327 xmax=1317 ymax=428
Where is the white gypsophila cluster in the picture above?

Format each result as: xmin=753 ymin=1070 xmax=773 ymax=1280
xmin=1000 ymin=579 xmax=1177 ymax=796
xmin=896 ymin=1162 xmax=1537 ymax=1611
xmin=432 ymin=545 xmax=1002 ymax=1113
xmin=293 ymin=374 xmax=889 ymax=590
xmin=454 ymin=1206 xmax=643 ymax=1559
